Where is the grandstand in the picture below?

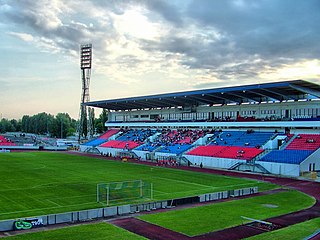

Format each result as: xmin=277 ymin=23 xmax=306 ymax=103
xmin=0 ymin=135 xmax=16 ymax=146
xmin=0 ymin=133 xmax=72 ymax=151
xmin=83 ymin=80 xmax=320 ymax=177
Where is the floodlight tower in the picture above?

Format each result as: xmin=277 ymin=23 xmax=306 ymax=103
xmin=77 ymin=44 xmax=93 ymax=141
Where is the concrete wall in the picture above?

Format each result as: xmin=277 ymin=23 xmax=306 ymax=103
xmin=300 ymin=148 xmax=320 ymax=172
xmin=96 ymin=147 xmax=119 ymax=156
xmin=132 ymin=150 xmax=147 ymax=160
xmin=183 ymin=154 xmax=247 ymax=169
xmin=199 ymin=187 xmax=258 ymax=203
xmin=79 ymin=145 xmax=91 ymax=152
xmin=0 ymin=201 xmax=163 ymax=232
xmin=256 ymin=161 xmax=300 ymax=177
xmin=263 ymin=135 xmax=287 ymax=150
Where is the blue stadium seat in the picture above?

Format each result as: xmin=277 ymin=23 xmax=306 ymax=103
xmin=210 ymin=131 xmax=273 ymax=148
xmin=259 ymin=150 xmax=314 ymax=164
xmin=158 ymin=144 xmax=193 ymax=154
xmin=83 ymin=138 xmax=107 ymax=147
xmin=135 ymin=143 xmax=161 ymax=152
xmin=117 ymin=129 xmax=157 ymax=142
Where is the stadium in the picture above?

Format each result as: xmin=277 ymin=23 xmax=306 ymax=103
xmin=0 ymin=79 xmax=319 ymax=239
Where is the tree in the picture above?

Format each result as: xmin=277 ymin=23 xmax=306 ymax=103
xmin=10 ymin=119 xmax=21 ymax=132
xmin=95 ymin=121 xmax=104 ymax=134
xmin=0 ymin=119 xmax=15 ymax=133
xmin=88 ymin=107 xmax=95 ymax=137
xmin=97 ymin=109 xmax=108 ymax=132
xmin=53 ymin=113 xmax=72 ymax=138
xmin=2 ymin=112 xmax=79 ymax=138
xmin=100 ymin=109 xmax=108 ymax=126
xmin=21 ymin=115 xmax=30 ymax=133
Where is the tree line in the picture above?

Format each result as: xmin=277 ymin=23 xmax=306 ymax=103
xmin=0 ymin=109 xmax=108 ymax=138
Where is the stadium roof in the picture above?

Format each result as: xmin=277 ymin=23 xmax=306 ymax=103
xmin=86 ymin=80 xmax=320 ymax=111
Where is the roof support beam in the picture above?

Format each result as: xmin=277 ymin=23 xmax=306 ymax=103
xmin=207 ymin=93 xmax=242 ymax=104
xmin=200 ymin=94 xmax=225 ymax=104
xmin=145 ymin=100 xmax=172 ymax=108
xmin=259 ymin=88 xmax=295 ymax=101
xmin=130 ymin=101 xmax=160 ymax=109
xmin=186 ymin=95 xmax=215 ymax=105
xmin=160 ymin=98 xmax=185 ymax=107
xmin=289 ymin=84 xmax=320 ymax=98
xmin=225 ymin=92 xmax=259 ymax=103
xmin=246 ymin=90 xmax=280 ymax=102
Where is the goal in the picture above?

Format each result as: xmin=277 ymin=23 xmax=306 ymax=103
xmin=97 ymin=180 xmax=153 ymax=206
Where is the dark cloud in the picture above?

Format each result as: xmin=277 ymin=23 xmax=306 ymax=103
xmin=187 ymin=0 xmax=320 ymax=59
xmin=141 ymin=33 xmax=241 ymax=70
xmin=1 ymin=0 xmax=119 ymax=55
xmin=93 ymin=0 xmax=184 ymax=26
xmin=143 ymin=0 xmax=184 ymax=27
xmin=138 ymin=0 xmax=320 ymax=81
xmin=2 ymin=0 xmax=319 ymax=83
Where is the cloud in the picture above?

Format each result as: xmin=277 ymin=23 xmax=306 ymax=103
xmin=1 ymin=0 xmax=118 ymax=56
xmin=8 ymin=32 xmax=34 ymax=42
xmin=1 ymin=0 xmax=319 ymax=112
xmin=187 ymin=0 xmax=320 ymax=59
xmin=143 ymin=0 xmax=184 ymax=27
xmin=133 ymin=0 xmax=320 ymax=83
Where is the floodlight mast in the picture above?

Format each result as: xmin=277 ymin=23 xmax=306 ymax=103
xmin=77 ymin=44 xmax=93 ymax=142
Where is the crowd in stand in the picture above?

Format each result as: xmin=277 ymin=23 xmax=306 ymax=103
xmin=94 ymin=128 xmax=320 ymax=164
xmin=118 ymin=128 xmax=155 ymax=144
xmin=155 ymin=128 xmax=213 ymax=146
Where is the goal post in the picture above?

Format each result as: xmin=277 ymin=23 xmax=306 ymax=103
xmin=97 ymin=180 xmax=153 ymax=206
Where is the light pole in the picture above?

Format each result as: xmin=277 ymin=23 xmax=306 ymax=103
xmin=77 ymin=44 xmax=93 ymax=142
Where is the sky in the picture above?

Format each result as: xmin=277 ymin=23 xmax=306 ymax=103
xmin=1 ymin=0 xmax=320 ymax=120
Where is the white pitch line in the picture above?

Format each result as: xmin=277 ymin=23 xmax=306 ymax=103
xmin=0 ymin=194 xmax=26 ymax=208
xmin=0 ymin=202 xmax=98 ymax=216
xmin=152 ymin=189 xmax=168 ymax=194
xmin=46 ymin=199 xmax=62 ymax=207
xmin=152 ymin=176 xmax=212 ymax=188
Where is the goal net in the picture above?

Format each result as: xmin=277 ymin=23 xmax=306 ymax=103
xmin=97 ymin=180 xmax=153 ymax=206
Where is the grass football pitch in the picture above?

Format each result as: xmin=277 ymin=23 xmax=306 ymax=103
xmin=246 ymin=217 xmax=320 ymax=240
xmin=139 ymin=190 xmax=315 ymax=236
xmin=5 ymin=222 xmax=146 ymax=240
xmin=0 ymin=152 xmax=275 ymax=220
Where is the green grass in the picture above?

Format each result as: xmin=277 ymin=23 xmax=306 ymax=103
xmin=139 ymin=190 xmax=315 ymax=236
xmin=0 ymin=152 xmax=275 ymax=220
xmin=246 ymin=217 xmax=320 ymax=240
xmin=6 ymin=222 xmax=146 ymax=240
